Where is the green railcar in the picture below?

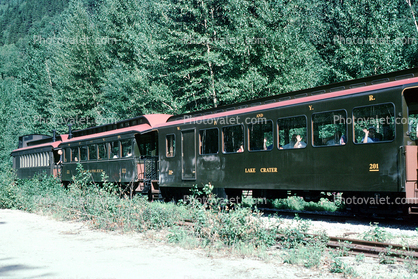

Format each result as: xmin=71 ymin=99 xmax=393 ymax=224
xmin=156 ymin=68 xmax=418 ymax=215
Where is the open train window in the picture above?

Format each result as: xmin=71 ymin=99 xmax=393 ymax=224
xmin=65 ymin=148 xmax=70 ymax=163
xmin=137 ymin=132 xmax=158 ymax=157
xmin=109 ymin=141 xmax=120 ymax=158
xmin=353 ymin=103 xmax=395 ymax=144
xmin=248 ymin=120 xmax=273 ymax=151
xmin=89 ymin=145 xmax=97 ymax=160
xmin=121 ymin=139 xmax=133 ymax=157
xmin=71 ymin=147 xmax=79 ymax=162
xmin=278 ymin=115 xmax=307 ymax=149
xmin=80 ymin=146 xmax=88 ymax=161
xmin=313 ymin=110 xmax=347 ymax=147
xmin=166 ymin=134 xmax=176 ymax=157
xmin=98 ymin=143 xmax=108 ymax=160
xmin=199 ymin=128 xmax=219 ymax=155
xmin=223 ymin=124 xmax=244 ymax=153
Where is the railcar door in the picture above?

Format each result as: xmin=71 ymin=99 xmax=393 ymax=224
xmin=404 ymin=87 xmax=418 ymax=209
xmin=181 ymin=129 xmax=196 ymax=180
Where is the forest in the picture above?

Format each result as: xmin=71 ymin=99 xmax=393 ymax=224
xmin=0 ymin=0 xmax=417 ymax=168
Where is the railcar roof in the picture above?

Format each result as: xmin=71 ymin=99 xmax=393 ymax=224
xmin=63 ymin=123 xmax=152 ymax=143
xmin=159 ymin=74 xmax=418 ymax=128
xmin=11 ymin=140 xmax=64 ymax=154
xmin=70 ymin=114 xmax=171 ymax=138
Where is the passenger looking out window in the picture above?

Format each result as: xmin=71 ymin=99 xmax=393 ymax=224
xmin=278 ymin=116 xmax=307 ymax=149
xmin=361 ymin=127 xmax=380 ymax=143
xmin=282 ymin=134 xmax=307 ymax=149
xmin=353 ymin=103 xmax=395 ymax=144
xmin=312 ymin=110 xmax=346 ymax=147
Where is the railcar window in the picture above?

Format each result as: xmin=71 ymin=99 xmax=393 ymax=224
xmin=110 ymin=141 xmax=120 ymax=158
xmin=223 ymin=125 xmax=244 ymax=153
xmin=166 ymin=135 xmax=175 ymax=157
xmin=65 ymin=148 xmax=70 ymax=162
xmin=313 ymin=110 xmax=347 ymax=147
xmin=98 ymin=143 xmax=108 ymax=160
xmin=248 ymin=120 xmax=273 ymax=151
xmin=71 ymin=147 xmax=79 ymax=162
xmin=278 ymin=116 xmax=307 ymax=149
xmin=200 ymin=128 xmax=219 ymax=155
xmin=121 ymin=140 xmax=133 ymax=157
xmin=138 ymin=133 xmax=158 ymax=156
xmin=80 ymin=146 xmax=88 ymax=161
xmin=353 ymin=103 xmax=395 ymax=143
xmin=89 ymin=145 xmax=97 ymax=160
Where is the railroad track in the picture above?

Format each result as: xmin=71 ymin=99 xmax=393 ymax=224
xmin=325 ymin=234 xmax=418 ymax=261
xmin=176 ymin=220 xmax=418 ymax=260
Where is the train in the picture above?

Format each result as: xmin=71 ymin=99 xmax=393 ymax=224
xmin=10 ymin=67 xmax=418 ymax=216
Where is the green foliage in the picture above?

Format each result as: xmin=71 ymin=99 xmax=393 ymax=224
xmin=355 ymin=253 xmax=365 ymax=263
xmin=283 ymin=242 xmax=325 ymax=268
xmin=362 ymin=222 xmax=389 ymax=242
xmin=405 ymin=257 xmax=418 ymax=273
xmin=378 ymin=246 xmax=396 ymax=264
xmin=271 ymin=196 xmax=343 ymax=212
xmin=277 ymin=215 xmax=316 ymax=248
xmin=329 ymin=255 xmax=357 ymax=277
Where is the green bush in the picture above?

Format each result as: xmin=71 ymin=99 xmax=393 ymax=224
xmin=271 ymin=196 xmax=343 ymax=212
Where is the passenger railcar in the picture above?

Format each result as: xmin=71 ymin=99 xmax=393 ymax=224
xmin=11 ymin=134 xmax=67 ymax=179
xmin=156 ymin=68 xmax=418 ymax=215
xmin=58 ymin=114 xmax=170 ymax=198
xmin=10 ymin=68 xmax=418 ymax=215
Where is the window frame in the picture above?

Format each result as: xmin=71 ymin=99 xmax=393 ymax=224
xmin=352 ymin=102 xmax=396 ymax=144
xmin=121 ymin=139 xmax=133 ymax=158
xmin=71 ymin=147 xmax=79 ymax=162
xmin=80 ymin=145 xmax=88 ymax=161
xmin=311 ymin=109 xmax=348 ymax=148
xmin=109 ymin=141 xmax=120 ymax=159
xmin=222 ymin=124 xmax=245 ymax=154
xmin=199 ymin=127 xmax=219 ymax=155
xmin=98 ymin=142 xmax=108 ymax=160
xmin=88 ymin=144 xmax=97 ymax=160
xmin=277 ymin=115 xmax=308 ymax=150
xmin=247 ymin=119 xmax=274 ymax=152
xmin=166 ymin=134 xmax=176 ymax=158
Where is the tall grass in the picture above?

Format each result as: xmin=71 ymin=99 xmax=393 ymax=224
xmin=0 ymin=165 xmax=278 ymax=251
xmin=0 ymin=165 xmax=188 ymax=231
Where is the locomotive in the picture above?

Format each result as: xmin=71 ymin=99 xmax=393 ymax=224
xmin=11 ymin=68 xmax=418 ymax=215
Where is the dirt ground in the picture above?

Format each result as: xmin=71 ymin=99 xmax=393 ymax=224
xmin=0 ymin=209 xmax=340 ymax=279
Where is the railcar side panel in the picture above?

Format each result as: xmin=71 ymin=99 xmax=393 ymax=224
xmin=159 ymin=85 xmax=405 ymax=195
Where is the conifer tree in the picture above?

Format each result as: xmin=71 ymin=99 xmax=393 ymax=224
xmin=49 ymin=0 xmax=104 ymax=129
xmin=98 ymin=0 xmax=176 ymax=119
